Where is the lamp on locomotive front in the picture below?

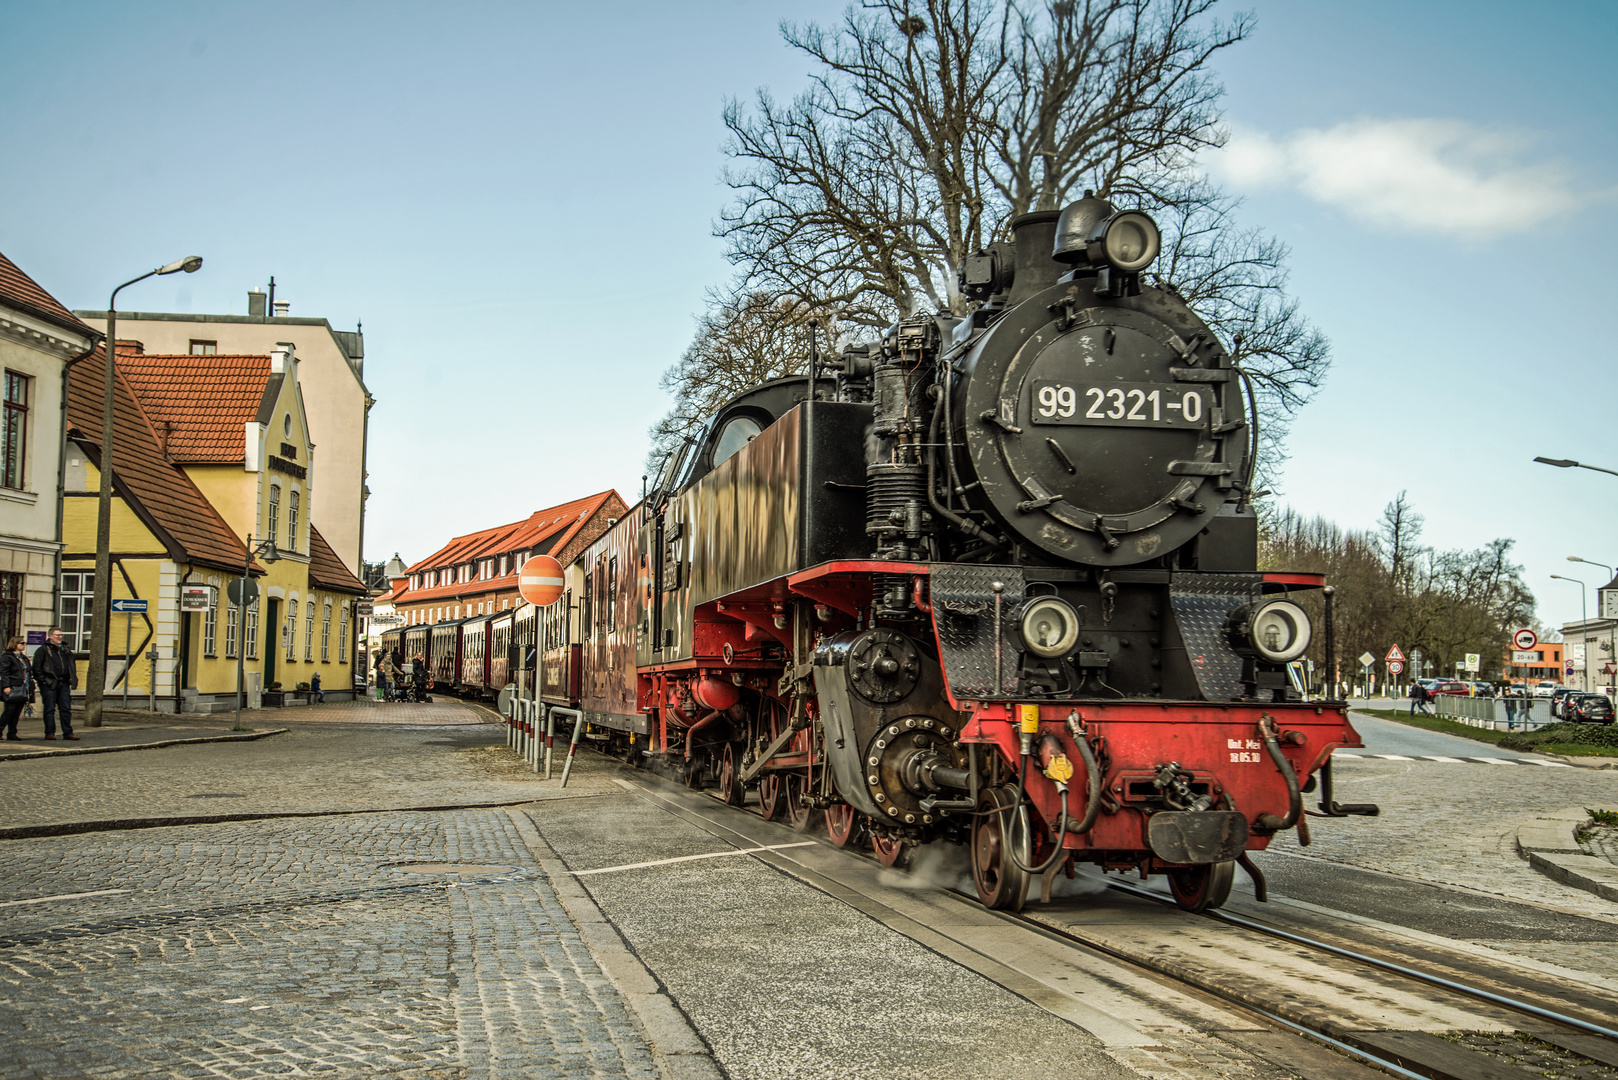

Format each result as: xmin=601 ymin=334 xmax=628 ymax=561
xmin=1051 ymin=191 xmax=1162 ymax=296
xmin=1228 ymin=598 xmax=1313 ymax=665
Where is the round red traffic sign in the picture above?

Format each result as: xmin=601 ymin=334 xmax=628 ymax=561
xmin=1513 ymin=628 xmax=1538 ymax=650
xmin=1387 ymin=660 xmax=1405 ymax=674
xmin=518 ymin=555 xmax=565 ymax=607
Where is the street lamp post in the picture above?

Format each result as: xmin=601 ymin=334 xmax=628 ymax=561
xmin=84 ymin=257 xmax=203 ymax=728
xmin=1535 ymin=456 xmax=1618 ymax=479
xmin=1550 ymin=574 xmax=1589 ymax=693
xmin=1569 ymin=556 xmax=1616 ymax=699
xmin=233 ymin=536 xmax=279 ymax=731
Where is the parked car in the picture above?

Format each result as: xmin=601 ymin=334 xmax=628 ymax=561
xmin=1550 ymin=687 xmax=1581 ymax=717
xmin=1470 ymin=682 xmax=1495 ymax=698
xmin=1533 ymin=681 xmax=1562 ymax=698
xmin=1571 ymin=694 xmax=1615 ymax=724
xmin=1430 ymin=681 xmax=1471 ymax=697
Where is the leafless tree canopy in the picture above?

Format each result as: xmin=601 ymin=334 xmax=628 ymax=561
xmin=647 ymin=293 xmax=830 ymax=471
xmin=1260 ymin=492 xmax=1535 ymax=689
xmin=654 ymin=0 xmax=1329 ymax=486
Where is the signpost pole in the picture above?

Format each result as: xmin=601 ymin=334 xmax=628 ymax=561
xmin=123 ymin=613 xmax=133 ymax=710
xmin=148 ymin=647 xmax=157 ymax=712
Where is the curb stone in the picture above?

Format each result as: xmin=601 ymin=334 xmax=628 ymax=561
xmin=0 ymin=727 xmax=289 ymax=761
xmin=1516 ymin=804 xmax=1618 ymax=902
xmin=503 ymin=806 xmax=723 ymax=1080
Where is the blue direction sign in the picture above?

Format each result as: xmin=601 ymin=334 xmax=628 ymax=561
xmin=110 ymin=598 xmax=149 ymax=613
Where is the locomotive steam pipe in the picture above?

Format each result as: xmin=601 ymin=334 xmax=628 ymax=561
xmin=927 ymin=393 xmax=1003 ymax=547
xmin=1065 ymin=712 xmax=1103 ymax=835
xmin=1254 ymin=716 xmax=1302 ymax=833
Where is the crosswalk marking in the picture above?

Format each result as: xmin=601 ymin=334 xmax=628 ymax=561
xmin=1334 ymin=752 xmax=1573 ymax=768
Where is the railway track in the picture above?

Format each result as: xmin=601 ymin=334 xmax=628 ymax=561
xmin=600 ymin=760 xmax=1618 ymax=1080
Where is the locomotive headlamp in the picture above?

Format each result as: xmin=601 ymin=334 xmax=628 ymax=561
xmin=1229 ymin=599 xmax=1312 ymax=664
xmin=1094 ymin=211 xmax=1160 ymax=273
xmin=1020 ymin=597 xmax=1081 ymax=659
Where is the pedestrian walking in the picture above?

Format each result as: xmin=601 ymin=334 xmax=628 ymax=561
xmin=2 ymin=635 xmax=34 ymax=741
xmin=1409 ymin=682 xmax=1432 ymax=716
xmin=374 ymin=653 xmax=389 ymax=701
xmin=311 ymin=672 xmax=324 ymax=703
xmin=1504 ymin=694 xmax=1517 ymax=729
xmin=31 ymin=626 xmax=77 ymax=740
xmin=411 ymin=654 xmax=428 ymax=702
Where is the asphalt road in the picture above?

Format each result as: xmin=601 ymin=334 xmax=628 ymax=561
xmin=1346 ymin=709 xmax=1562 ymax=761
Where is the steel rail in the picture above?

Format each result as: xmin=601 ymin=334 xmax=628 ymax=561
xmin=1105 ymin=879 xmax=1618 ymax=1042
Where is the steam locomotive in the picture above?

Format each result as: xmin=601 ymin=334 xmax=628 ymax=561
xmin=518 ymin=195 xmax=1374 ymax=912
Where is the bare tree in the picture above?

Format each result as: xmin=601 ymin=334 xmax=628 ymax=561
xmin=701 ymin=0 xmax=1330 ymax=475
xmin=646 ymin=292 xmax=830 ymax=471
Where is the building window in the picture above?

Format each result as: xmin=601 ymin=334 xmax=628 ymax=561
xmin=338 ymin=604 xmax=349 ymax=662
xmin=321 ymin=602 xmax=331 ymax=661
xmin=225 ymin=599 xmax=238 ymax=658
xmin=411 ymin=574 xmax=420 ymax=590
xmin=269 ymin=485 xmax=281 ymax=545
xmin=58 ymin=571 xmax=94 ymax=652
xmin=284 ymin=607 xmax=296 ymax=661
xmin=3 ymin=371 xmax=29 ymax=490
xmin=203 ymin=586 xmax=219 ymax=656
xmin=246 ymin=601 xmax=259 ymax=659
xmin=0 ymin=572 xmax=21 ymax=646
xmin=189 ymin=340 xmax=217 ymax=356
xmin=499 ymin=555 xmax=509 ymax=577
xmin=288 ymin=489 xmax=299 ymax=553
xmin=304 ymin=600 xmax=315 ymax=662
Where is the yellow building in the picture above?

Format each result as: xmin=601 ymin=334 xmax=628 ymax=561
xmin=63 ymin=340 xmax=365 ymax=710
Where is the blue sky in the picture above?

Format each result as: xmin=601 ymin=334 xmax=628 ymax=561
xmin=3 ymin=0 xmax=1614 ymax=638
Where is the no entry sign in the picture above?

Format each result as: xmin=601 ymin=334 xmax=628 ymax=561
xmin=518 ymin=555 xmax=565 ymax=607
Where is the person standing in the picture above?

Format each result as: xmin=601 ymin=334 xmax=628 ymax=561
xmin=31 ymin=627 xmax=78 ymax=741
xmin=375 ymin=652 xmax=390 ymax=701
xmin=1503 ymin=694 xmax=1517 ymax=729
xmin=2 ymin=636 xmax=34 ymax=741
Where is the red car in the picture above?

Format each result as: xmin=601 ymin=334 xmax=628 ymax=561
xmin=1429 ymin=681 xmax=1472 ymax=697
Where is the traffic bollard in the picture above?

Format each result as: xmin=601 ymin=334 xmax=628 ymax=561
xmin=551 ymin=707 xmax=583 ymax=787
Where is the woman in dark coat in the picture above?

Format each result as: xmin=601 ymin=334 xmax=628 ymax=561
xmin=2 ymin=636 xmax=34 ymax=741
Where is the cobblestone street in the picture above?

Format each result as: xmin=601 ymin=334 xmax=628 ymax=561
xmin=4 ymin=702 xmax=1618 ymax=1079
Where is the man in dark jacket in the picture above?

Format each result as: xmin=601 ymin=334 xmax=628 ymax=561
xmin=31 ymin=627 xmax=78 ymax=740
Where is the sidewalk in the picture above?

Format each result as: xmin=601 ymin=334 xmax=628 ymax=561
xmin=0 ymin=696 xmax=492 ymax=761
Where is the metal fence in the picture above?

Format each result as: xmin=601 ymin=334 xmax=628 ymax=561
xmin=1433 ymin=694 xmax=1552 ymax=731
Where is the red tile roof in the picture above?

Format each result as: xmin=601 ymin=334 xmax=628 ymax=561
xmin=0 ymin=250 xmax=95 ymax=337
xmin=66 ymin=347 xmax=262 ymax=576
xmin=309 ymin=525 xmax=367 ymax=595
xmin=115 ymin=352 xmax=271 ymax=462
xmin=387 ymin=491 xmax=625 ymax=605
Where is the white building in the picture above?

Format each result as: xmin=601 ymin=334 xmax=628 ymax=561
xmin=1562 ymin=574 xmax=1618 ymax=699
xmin=0 ymin=252 xmax=98 ymax=644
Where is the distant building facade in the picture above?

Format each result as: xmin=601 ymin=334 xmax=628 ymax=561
xmin=382 ymin=492 xmax=627 ymax=627
xmin=1561 ymin=574 xmax=1618 ymax=698
xmin=0 ymin=252 xmax=98 ymax=644
xmin=74 ymin=288 xmax=371 ymax=577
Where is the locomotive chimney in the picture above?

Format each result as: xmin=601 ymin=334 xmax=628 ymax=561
xmin=1005 ymin=210 xmax=1063 ymax=306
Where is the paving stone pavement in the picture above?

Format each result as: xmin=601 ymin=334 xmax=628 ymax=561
xmin=1284 ymin=750 xmax=1618 ymax=924
xmin=0 ymin=721 xmax=618 ymax=836
xmin=0 ymin=805 xmax=663 ymax=1078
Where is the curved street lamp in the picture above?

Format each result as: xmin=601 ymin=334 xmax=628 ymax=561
xmin=84 ymin=257 xmax=203 ymax=727
xmin=1549 ymin=574 xmax=1589 ymax=693
xmin=1535 ymin=456 xmax=1618 ymax=479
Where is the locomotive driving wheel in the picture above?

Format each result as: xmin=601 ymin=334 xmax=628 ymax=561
xmin=972 ymin=788 xmax=1030 ymax=911
xmin=825 ymin=803 xmax=860 ymax=848
xmin=871 ymin=833 xmax=907 ymax=867
xmin=718 ymin=743 xmax=745 ymax=807
xmin=1166 ymin=860 xmax=1235 ymax=913
xmin=783 ymin=773 xmax=814 ymax=832
xmin=758 ymin=773 xmax=784 ymax=820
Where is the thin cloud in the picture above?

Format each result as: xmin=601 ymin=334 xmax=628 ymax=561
xmin=1208 ymin=119 xmax=1593 ymax=234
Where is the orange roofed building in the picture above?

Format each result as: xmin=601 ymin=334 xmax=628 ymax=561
xmin=383 ymin=491 xmax=628 ymax=628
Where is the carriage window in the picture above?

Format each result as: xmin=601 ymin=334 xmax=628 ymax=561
xmin=607 ymin=556 xmax=617 ymax=631
xmin=712 ymin=415 xmax=762 ymax=466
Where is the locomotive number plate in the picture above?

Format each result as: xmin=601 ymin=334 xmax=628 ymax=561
xmin=1030 ymin=380 xmax=1210 ymax=429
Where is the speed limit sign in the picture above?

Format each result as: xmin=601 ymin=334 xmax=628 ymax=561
xmin=1387 ymin=660 xmax=1405 ymax=674
xmin=1513 ymin=628 xmax=1538 ymax=651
